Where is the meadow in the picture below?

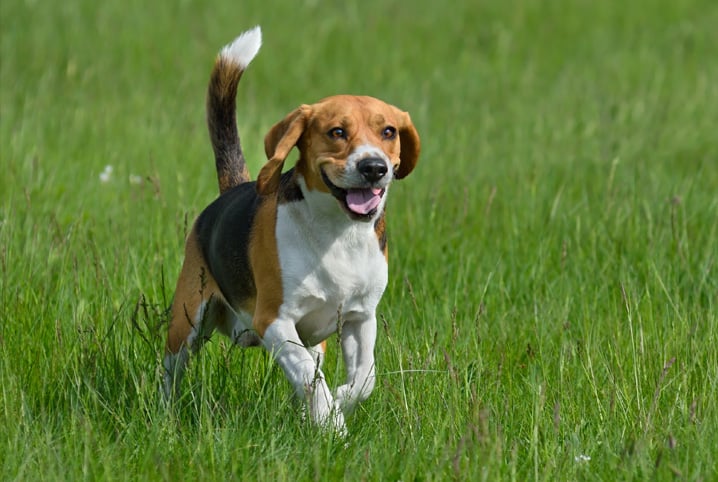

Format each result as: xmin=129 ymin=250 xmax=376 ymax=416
xmin=1 ymin=0 xmax=717 ymax=480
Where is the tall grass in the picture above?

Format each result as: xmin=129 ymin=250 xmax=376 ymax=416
xmin=2 ymin=0 xmax=717 ymax=480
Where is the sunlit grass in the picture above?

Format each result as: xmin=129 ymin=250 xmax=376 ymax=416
xmin=2 ymin=0 xmax=717 ymax=480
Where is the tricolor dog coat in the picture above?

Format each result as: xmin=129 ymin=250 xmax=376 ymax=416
xmin=163 ymin=26 xmax=420 ymax=433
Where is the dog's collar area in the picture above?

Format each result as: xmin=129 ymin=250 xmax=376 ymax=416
xmin=320 ymin=169 xmax=385 ymax=222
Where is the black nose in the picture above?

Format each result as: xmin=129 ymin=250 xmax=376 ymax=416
xmin=357 ymin=157 xmax=388 ymax=183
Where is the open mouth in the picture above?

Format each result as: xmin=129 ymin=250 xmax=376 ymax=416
xmin=321 ymin=169 xmax=385 ymax=221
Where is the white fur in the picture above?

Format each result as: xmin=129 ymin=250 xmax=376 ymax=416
xmin=163 ymin=349 xmax=189 ymax=400
xmin=334 ymin=143 xmax=393 ymax=190
xmin=262 ymin=176 xmax=386 ymax=431
xmin=220 ymin=26 xmax=262 ymax=69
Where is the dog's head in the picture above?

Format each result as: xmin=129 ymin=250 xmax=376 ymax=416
xmin=257 ymin=95 xmax=420 ymax=221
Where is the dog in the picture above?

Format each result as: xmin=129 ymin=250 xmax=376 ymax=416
xmin=163 ymin=26 xmax=420 ymax=433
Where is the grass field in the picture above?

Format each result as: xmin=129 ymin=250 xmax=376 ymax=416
xmin=2 ymin=0 xmax=717 ymax=480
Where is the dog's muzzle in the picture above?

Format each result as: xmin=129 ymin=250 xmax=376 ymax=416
xmin=320 ymin=167 xmax=387 ymax=222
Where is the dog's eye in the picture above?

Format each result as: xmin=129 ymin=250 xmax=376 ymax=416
xmin=327 ymin=127 xmax=347 ymax=140
xmin=382 ymin=126 xmax=397 ymax=140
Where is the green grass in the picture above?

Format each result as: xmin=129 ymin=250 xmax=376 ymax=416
xmin=2 ymin=0 xmax=717 ymax=480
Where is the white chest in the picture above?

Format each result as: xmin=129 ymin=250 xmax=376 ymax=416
xmin=275 ymin=203 xmax=388 ymax=344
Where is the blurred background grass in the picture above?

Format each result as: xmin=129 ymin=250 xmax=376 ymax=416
xmin=2 ymin=0 xmax=717 ymax=480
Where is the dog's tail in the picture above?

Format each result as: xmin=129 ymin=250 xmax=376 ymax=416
xmin=206 ymin=26 xmax=262 ymax=194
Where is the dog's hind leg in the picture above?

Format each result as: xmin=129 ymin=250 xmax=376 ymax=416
xmin=163 ymin=228 xmax=227 ymax=400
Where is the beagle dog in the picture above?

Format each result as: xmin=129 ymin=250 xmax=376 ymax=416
xmin=163 ymin=26 xmax=420 ymax=433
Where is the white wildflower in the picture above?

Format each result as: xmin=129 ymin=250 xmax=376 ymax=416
xmin=99 ymin=165 xmax=113 ymax=183
xmin=129 ymin=174 xmax=143 ymax=185
xmin=574 ymin=454 xmax=591 ymax=463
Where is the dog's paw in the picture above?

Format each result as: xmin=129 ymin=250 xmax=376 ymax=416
xmin=316 ymin=401 xmax=347 ymax=436
xmin=302 ymin=402 xmax=347 ymax=437
xmin=334 ymin=384 xmax=351 ymax=412
xmin=304 ymin=387 xmax=348 ymax=436
xmin=326 ymin=406 xmax=348 ymax=438
xmin=334 ymin=384 xmax=363 ymax=416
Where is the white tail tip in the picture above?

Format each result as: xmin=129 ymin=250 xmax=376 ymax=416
xmin=220 ymin=26 xmax=262 ymax=68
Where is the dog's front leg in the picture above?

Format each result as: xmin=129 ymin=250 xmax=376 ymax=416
xmin=335 ymin=316 xmax=377 ymax=416
xmin=262 ymin=319 xmax=346 ymax=433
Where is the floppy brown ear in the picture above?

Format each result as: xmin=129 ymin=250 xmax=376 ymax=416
xmin=394 ymin=111 xmax=420 ymax=180
xmin=257 ymin=105 xmax=311 ymax=195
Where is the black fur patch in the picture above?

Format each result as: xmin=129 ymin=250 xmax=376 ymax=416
xmin=277 ymin=169 xmax=304 ymax=203
xmin=196 ymin=182 xmax=259 ymax=307
xmin=195 ymin=169 xmax=303 ymax=306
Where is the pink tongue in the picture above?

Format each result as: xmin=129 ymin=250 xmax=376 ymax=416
xmin=346 ymin=188 xmax=383 ymax=214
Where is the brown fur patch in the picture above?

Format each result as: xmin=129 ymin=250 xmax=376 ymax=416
xmin=166 ymin=225 xmax=227 ymax=353
xmin=248 ymin=196 xmax=284 ymax=337
xmin=374 ymin=212 xmax=388 ymax=260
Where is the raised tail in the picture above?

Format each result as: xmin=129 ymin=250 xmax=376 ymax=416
xmin=206 ymin=26 xmax=262 ymax=194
